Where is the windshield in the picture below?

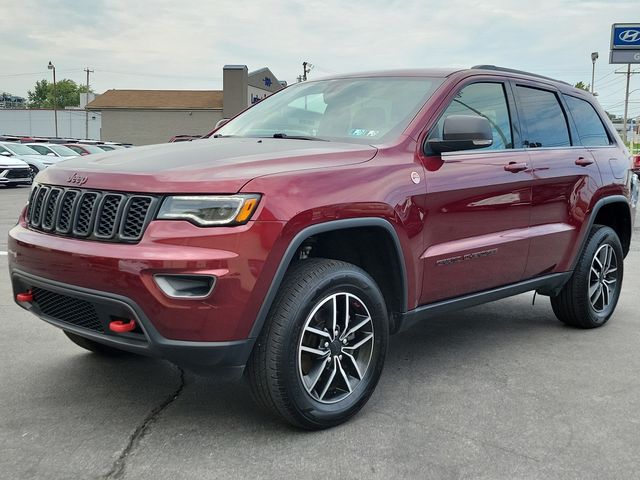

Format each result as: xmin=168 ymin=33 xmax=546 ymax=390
xmin=3 ymin=143 xmax=39 ymax=155
xmin=80 ymin=145 xmax=105 ymax=154
xmin=49 ymin=145 xmax=78 ymax=156
xmin=214 ymin=76 xmax=444 ymax=144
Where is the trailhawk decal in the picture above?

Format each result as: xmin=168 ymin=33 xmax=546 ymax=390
xmin=436 ymin=248 xmax=498 ymax=266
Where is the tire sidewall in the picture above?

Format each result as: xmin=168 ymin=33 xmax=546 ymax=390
xmin=578 ymin=226 xmax=624 ymax=325
xmin=274 ymin=265 xmax=388 ymax=427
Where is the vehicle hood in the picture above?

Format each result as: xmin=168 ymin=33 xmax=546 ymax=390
xmin=37 ymin=138 xmax=378 ymax=193
xmin=13 ymin=154 xmax=59 ymax=164
xmin=0 ymin=157 xmax=29 ymax=168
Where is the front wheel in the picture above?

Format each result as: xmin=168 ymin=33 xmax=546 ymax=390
xmin=246 ymin=258 xmax=389 ymax=429
xmin=551 ymin=225 xmax=624 ymax=328
xmin=28 ymin=165 xmax=39 ymax=182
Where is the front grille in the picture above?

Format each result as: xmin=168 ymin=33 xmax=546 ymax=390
xmin=6 ymin=168 xmax=31 ymax=179
xmin=32 ymin=287 xmax=103 ymax=332
xmin=27 ymin=184 xmax=157 ymax=243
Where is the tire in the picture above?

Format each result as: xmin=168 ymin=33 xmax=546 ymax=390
xmin=64 ymin=331 xmax=129 ymax=356
xmin=551 ymin=225 xmax=624 ymax=328
xmin=28 ymin=165 xmax=39 ymax=182
xmin=246 ymin=258 xmax=389 ymax=429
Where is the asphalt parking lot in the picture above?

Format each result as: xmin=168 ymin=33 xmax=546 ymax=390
xmin=1 ymin=185 xmax=639 ymax=480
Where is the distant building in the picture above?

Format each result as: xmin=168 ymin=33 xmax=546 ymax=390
xmin=0 ymin=92 xmax=26 ymax=109
xmin=86 ymin=65 xmax=284 ymax=145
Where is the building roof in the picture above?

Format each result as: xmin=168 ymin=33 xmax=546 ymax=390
xmin=86 ymin=89 xmax=223 ymax=110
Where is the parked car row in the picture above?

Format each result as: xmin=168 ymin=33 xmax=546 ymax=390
xmin=0 ymin=138 xmax=133 ymax=186
xmin=0 ymin=134 xmax=132 ymax=148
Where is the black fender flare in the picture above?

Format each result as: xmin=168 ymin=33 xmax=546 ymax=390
xmin=570 ymin=195 xmax=632 ymax=272
xmin=248 ymin=217 xmax=409 ymax=339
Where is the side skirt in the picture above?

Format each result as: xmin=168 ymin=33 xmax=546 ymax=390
xmin=396 ymin=272 xmax=572 ymax=333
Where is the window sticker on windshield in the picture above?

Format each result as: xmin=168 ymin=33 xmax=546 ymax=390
xmin=349 ymin=129 xmax=379 ymax=137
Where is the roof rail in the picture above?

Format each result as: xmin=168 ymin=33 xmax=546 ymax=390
xmin=470 ymin=65 xmax=571 ymax=86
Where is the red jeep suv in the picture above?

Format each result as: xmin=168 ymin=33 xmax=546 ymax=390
xmin=8 ymin=66 xmax=638 ymax=429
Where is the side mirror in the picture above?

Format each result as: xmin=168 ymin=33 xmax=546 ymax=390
xmin=0 ymin=151 xmax=12 ymax=157
xmin=214 ymin=118 xmax=230 ymax=129
xmin=46 ymin=152 xmax=56 ymax=156
xmin=427 ymin=115 xmax=493 ymax=154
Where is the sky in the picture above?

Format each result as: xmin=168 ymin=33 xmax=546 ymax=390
xmin=1 ymin=0 xmax=639 ymax=118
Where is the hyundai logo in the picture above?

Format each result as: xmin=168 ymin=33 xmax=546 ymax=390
xmin=619 ymin=29 xmax=640 ymax=43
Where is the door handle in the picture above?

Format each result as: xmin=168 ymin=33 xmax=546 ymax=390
xmin=575 ymin=157 xmax=594 ymax=167
xmin=504 ymin=162 xmax=528 ymax=173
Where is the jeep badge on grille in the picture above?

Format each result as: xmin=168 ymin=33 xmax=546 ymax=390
xmin=67 ymin=173 xmax=88 ymax=185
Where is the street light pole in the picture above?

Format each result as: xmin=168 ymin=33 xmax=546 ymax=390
xmin=48 ymin=61 xmax=58 ymax=137
xmin=590 ymin=52 xmax=598 ymax=94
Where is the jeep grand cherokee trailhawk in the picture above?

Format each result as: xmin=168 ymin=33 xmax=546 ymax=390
xmin=9 ymin=66 xmax=637 ymax=429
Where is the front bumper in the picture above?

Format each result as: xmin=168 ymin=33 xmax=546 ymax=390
xmin=8 ymin=219 xmax=285 ymax=342
xmin=0 ymin=167 xmax=31 ymax=185
xmin=11 ymin=269 xmax=255 ymax=378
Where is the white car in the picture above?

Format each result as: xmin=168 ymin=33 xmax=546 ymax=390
xmin=24 ymin=143 xmax=79 ymax=159
xmin=0 ymin=154 xmax=32 ymax=187
xmin=0 ymin=142 xmax=61 ymax=181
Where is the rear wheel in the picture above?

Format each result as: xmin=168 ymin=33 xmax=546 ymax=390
xmin=551 ymin=225 xmax=624 ymax=328
xmin=64 ymin=331 xmax=129 ymax=356
xmin=246 ymin=258 xmax=389 ymax=429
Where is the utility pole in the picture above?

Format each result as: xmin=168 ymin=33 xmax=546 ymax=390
xmin=623 ymin=63 xmax=631 ymax=144
xmin=615 ymin=65 xmax=639 ymax=144
xmin=84 ymin=67 xmax=94 ymax=139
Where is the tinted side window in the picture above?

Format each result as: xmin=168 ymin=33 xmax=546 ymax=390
xmin=30 ymin=145 xmax=47 ymax=154
xmin=563 ymin=95 xmax=611 ymax=147
xmin=429 ymin=83 xmax=513 ymax=150
xmin=516 ymin=86 xmax=570 ymax=148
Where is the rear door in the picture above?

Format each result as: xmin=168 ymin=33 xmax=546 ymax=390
xmin=514 ymin=84 xmax=602 ymax=278
xmin=419 ymin=80 xmax=534 ymax=304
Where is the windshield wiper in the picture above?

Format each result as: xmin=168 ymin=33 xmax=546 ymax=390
xmin=211 ymin=134 xmax=236 ymax=138
xmin=271 ymin=133 xmax=328 ymax=141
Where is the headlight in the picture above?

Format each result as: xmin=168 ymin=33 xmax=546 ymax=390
xmin=156 ymin=194 xmax=261 ymax=226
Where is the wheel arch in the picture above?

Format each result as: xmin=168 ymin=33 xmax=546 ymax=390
xmin=248 ymin=218 xmax=409 ymax=339
xmin=572 ymin=195 xmax=632 ymax=271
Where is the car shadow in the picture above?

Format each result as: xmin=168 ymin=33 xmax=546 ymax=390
xmin=26 ymin=294 xmax=577 ymax=434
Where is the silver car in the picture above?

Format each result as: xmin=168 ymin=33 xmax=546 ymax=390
xmin=24 ymin=143 xmax=79 ymax=159
xmin=0 ymin=154 xmax=32 ymax=187
xmin=0 ymin=142 xmax=61 ymax=181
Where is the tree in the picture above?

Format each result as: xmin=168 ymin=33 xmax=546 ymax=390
xmin=27 ymin=79 xmax=92 ymax=109
xmin=574 ymin=81 xmax=590 ymax=92
xmin=27 ymin=80 xmax=49 ymax=108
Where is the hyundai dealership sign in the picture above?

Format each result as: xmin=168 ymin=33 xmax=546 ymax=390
xmin=610 ymin=23 xmax=640 ymax=64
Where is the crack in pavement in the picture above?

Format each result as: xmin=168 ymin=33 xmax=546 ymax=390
xmin=102 ymin=366 xmax=185 ymax=480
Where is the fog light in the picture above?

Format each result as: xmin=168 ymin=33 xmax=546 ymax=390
xmin=154 ymin=274 xmax=216 ymax=299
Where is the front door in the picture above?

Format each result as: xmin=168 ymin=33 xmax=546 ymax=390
xmin=419 ymin=81 xmax=533 ymax=304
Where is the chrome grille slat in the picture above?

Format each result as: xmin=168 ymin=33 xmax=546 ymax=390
xmin=27 ymin=184 xmax=156 ymax=243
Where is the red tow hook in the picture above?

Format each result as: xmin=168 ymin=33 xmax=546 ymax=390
xmin=16 ymin=290 xmax=33 ymax=303
xmin=109 ymin=319 xmax=137 ymax=333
